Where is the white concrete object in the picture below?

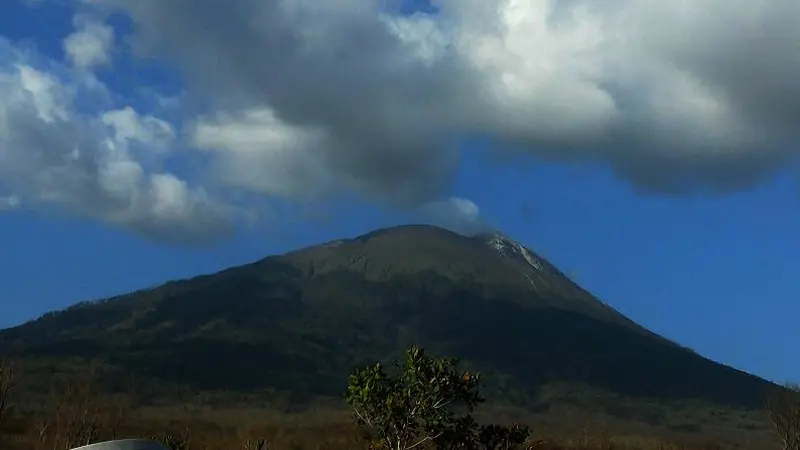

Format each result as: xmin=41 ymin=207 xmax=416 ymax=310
xmin=70 ymin=439 xmax=169 ymax=450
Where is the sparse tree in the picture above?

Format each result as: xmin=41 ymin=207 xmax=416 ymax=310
xmin=345 ymin=344 xmax=530 ymax=450
xmin=0 ymin=358 xmax=15 ymax=430
xmin=766 ymin=383 xmax=800 ymax=450
xmin=151 ymin=434 xmax=190 ymax=450
xmin=49 ymin=376 xmax=106 ymax=449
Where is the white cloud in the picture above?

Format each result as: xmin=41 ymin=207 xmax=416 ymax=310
xmin=102 ymin=106 xmax=175 ymax=153
xmin=0 ymin=39 xmax=232 ymax=244
xmin=63 ymin=15 xmax=114 ymax=70
xmin=14 ymin=65 xmax=70 ymax=123
xmin=0 ymin=195 xmax=20 ymax=210
xmin=419 ymin=197 xmax=486 ymax=235
xmin=4 ymin=0 xmax=800 ymax=242
xmin=86 ymin=0 xmax=800 ymax=202
xmin=189 ymin=107 xmax=331 ymax=199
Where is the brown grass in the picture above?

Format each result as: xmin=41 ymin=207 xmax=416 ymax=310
xmin=0 ymin=402 xmax=781 ymax=450
xmin=1 ymin=411 xmax=776 ymax=450
xmin=0 ymin=363 xmax=782 ymax=450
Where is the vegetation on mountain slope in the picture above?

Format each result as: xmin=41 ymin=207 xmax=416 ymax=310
xmin=0 ymin=226 xmax=779 ymax=419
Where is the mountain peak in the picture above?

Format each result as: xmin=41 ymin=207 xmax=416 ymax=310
xmin=354 ymin=223 xmax=467 ymax=239
xmin=275 ymin=225 xmax=635 ymax=329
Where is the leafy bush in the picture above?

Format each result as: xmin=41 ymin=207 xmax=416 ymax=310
xmin=345 ymin=344 xmax=530 ymax=450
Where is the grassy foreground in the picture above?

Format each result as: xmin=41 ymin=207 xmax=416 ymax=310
xmin=0 ymin=356 xmax=785 ymax=450
xmin=0 ymin=408 xmax=770 ymax=450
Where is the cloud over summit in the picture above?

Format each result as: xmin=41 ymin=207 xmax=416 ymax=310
xmin=2 ymin=0 xmax=800 ymax=242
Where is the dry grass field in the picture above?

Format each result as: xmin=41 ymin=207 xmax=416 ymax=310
xmin=0 ymin=359 xmax=791 ymax=450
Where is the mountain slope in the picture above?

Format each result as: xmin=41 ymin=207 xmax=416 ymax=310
xmin=0 ymin=225 xmax=775 ymax=411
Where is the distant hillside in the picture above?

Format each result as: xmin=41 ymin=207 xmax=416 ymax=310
xmin=0 ymin=225 xmax=777 ymax=414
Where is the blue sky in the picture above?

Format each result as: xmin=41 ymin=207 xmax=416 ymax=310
xmin=1 ymin=0 xmax=799 ymax=386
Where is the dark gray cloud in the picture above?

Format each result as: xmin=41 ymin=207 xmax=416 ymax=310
xmin=90 ymin=0 xmax=800 ymax=199
xmin=3 ymin=0 xmax=800 ymax=242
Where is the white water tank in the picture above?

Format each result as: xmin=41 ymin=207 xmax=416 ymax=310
xmin=70 ymin=440 xmax=169 ymax=450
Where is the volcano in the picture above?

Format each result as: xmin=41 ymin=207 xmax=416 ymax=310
xmin=0 ymin=225 xmax=774 ymax=411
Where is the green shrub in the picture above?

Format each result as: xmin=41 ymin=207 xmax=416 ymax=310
xmin=345 ymin=344 xmax=530 ymax=450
